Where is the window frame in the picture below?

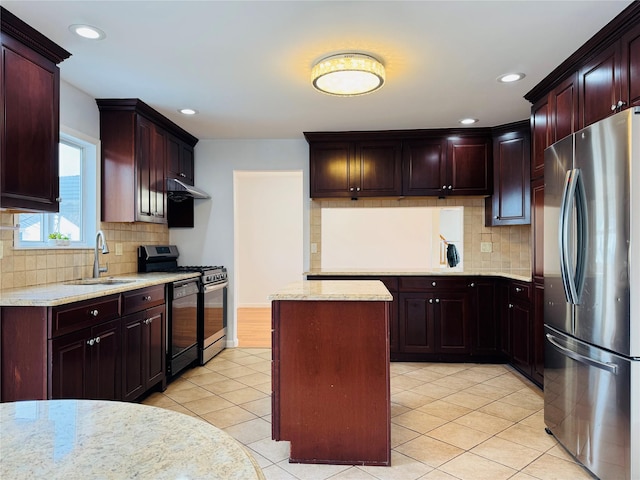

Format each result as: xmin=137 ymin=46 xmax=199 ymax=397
xmin=13 ymin=126 xmax=99 ymax=249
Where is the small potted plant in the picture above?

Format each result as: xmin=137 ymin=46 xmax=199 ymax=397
xmin=48 ymin=232 xmax=70 ymax=246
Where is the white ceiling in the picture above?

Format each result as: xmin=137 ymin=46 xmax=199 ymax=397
xmin=3 ymin=1 xmax=633 ymax=140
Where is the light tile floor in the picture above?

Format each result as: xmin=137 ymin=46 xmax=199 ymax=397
xmin=142 ymin=348 xmax=596 ymax=480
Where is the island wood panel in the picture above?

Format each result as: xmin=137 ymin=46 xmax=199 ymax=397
xmin=272 ymin=299 xmax=390 ymax=466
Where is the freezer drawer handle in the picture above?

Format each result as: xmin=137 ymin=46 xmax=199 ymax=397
xmin=546 ymin=334 xmax=618 ymax=375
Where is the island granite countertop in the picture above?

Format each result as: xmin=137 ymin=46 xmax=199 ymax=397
xmin=0 ymin=272 xmax=200 ymax=307
xmin=269 ymin=280 xmax=393 ymax=301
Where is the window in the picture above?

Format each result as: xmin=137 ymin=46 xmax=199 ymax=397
xmin=14 ymin=128 xmax=98 ymax=248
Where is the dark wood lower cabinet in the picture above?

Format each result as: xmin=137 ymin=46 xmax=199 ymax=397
xmin=306 ymin=275 xmax=542 ymax=386
xmin=1 ymin=286 xmax=166 ymax=403
xmin=51 ymin=318 xmax=121 ymax=400
xmin=122 ymin=305 xmax=165 ymax=402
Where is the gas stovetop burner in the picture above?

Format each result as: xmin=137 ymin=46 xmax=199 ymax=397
xmin=138 ymin=246 xmax=228 ymax=285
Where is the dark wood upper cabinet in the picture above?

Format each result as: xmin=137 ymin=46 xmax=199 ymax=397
xmin=307 ymin=137 xmax=401 ymax=198
xmin=0 ymin=7 xmax=71 ymax=212
xmin=167 ymin=133 xmax=195 ymax=186
xmin=307 ymin=130 xmax=490 ymax=198
xmin=551 ymin=73 xmax=579 ymax=143
xmin=530 ymin=96 xmax=550 ymax=181
xmin=402 ymin=138 xmax=446 ymax=196
xmin=621 ymin=21 xmax=640 ymax=108
xmin=446 ymin=135 xmax=492 ymax=196
xmin=97 ymin=98 xmax=198 ymax=224
xmin=486 ymin=122 xmax=530 ymax=226
xmin=579 ymin=43 xmax=620 ymax=128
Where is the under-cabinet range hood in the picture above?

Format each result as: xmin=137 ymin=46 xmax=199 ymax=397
xmin=166 ymin=178 xmax=210 ymax=200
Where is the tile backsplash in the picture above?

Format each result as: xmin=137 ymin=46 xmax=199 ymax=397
xmin=310 ymin=197 xmax=531 ymax=275
xmin=0 ymin=212 xmax=168 ymax=289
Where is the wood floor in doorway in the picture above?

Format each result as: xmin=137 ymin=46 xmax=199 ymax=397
xmin=237 ymin=307 xmax=271 ymax=348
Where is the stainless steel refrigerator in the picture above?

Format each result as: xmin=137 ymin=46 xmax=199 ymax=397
xmin=544 ymin=107 xmax=640 ymax=480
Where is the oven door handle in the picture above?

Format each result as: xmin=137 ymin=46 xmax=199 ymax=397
xmin=203 ymin=281 xmax=228 ymax=293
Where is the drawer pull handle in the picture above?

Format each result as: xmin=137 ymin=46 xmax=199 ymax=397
xmin=90 ymin=309 xmax=99 ymax=317
xmin=143 ymin=295 xmax=152 ymax=301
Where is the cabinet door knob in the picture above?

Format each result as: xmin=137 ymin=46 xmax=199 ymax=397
xmin=448 ymin=185 xmax=452 ymax=190
xmin=469 ymin=282 xmax=475 ymax=287
xmin=87 ymin=338 xmax=95 ymax=346
xmin=143 ymin=295 xmax=152 ymax=301
xmin=515 ymin=287 xmax=522 ymax=292
xmin=508 ymin=303 xmax=514 ymax=308
xmin=442 ymin=185 xmax=447 ymax=190
xmin=429 ymin=299 xmax=433 ymax=304
xmin=494 ymin=216 xmax=499 ymax=219
xmin=435 ymin=298 xmax=440 ymax=303
xmin=90 ymin=309 xmax=99 ymax=317
xmin=432 ymin=281 xmax=436 ymax=287
xmin=180 ymin=173 xmax=186 ymax=177
xmin=55 ymin=197 xmax=62 ymax=203
xmin=349 ymin=187 xmax=355 ymax=192
xmin=356 ymin=187 xmax=361 ymax=192
xmin=95 ymin=336 xmax=101 ymax=344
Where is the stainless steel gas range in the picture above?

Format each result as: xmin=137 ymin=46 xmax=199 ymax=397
xmin=138 ymin=245 xmax=228 ymax=377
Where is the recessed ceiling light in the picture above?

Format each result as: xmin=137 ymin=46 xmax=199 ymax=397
xmin=179 ymin=108 xmax=198 ymax=115
xmin=69 ymin=24 xmax=106 ymax=40
xmin=459 ymin=118 xmax=478 ymax=125
xmin=497 ymin=72 xmax=525 ymax=83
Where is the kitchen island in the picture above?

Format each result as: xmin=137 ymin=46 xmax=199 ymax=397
xmin=269 ymin=280 xmax=392 ymax=466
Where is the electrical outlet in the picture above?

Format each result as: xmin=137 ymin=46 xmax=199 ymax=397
xmin=480 ymin=242 xmax=493 ymax=253
xmin=115 ymin=243 xmax=123 ymax=256
xmin=311 ymin=243 xmax=318 ymax=254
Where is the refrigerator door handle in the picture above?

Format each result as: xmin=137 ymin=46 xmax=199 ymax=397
xmin=559 ymin=170 xmax=577 ymax=304
xmin=573 ymin=169 xmax=588 ymax=303
xmin=546 ymin=333 xmax=618 ymax=374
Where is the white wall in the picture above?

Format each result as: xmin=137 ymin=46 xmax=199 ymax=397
xmin=234 ymin=171 xmax=303 ymax=307
xmin=169 ymin=139 xmax=310 ymax=345
xmin=60 ymin=81 xmax=100 ymax=138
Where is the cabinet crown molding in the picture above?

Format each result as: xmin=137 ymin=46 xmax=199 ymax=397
xmin=1 ymin=6 xmax=71 ymax=64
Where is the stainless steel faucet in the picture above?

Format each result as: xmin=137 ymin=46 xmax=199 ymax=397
xmin=93 ymin=230 xmax=109 ymax=278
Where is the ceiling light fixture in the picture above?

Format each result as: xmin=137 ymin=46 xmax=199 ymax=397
xmin=459 ymin=118 xmax=478 ymax=125
xmin=311 ymin=53 xmax=385 ymax=96
xmin=69 ymin=24 xmax=106 ymax=40
xmin=497 ymin=72 xmax=525 ymax=83
xmin=178 ymin=108 xmax=198 ymax=115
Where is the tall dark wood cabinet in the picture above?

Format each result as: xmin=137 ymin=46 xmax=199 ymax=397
xmin=486 ymin=122 xmax=530 ymax=226
xmin=0 ymin=7 xmax=71 ymax=212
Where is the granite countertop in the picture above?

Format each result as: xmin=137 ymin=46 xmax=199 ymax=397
xmin=306 ymin=268 xmax=532 ymax=282
xmin=0 ymin=272 xmax=201 ymax=307
xmin=269 ymin=280 xmax=393 ymax=301
xmin=0 ymin=399 xmax=265 ymax=480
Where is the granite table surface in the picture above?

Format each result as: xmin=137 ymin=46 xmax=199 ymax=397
xmin=0 ymin=272 xmax=201 ymax=307
xmin=0 ymin=399 xmax=265 ymax=480
xmin=268 ymin=280 xmax=393 ymax=301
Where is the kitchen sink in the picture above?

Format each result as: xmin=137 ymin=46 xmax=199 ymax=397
xmin=65 ymin=278 xmax=138 ymax=286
